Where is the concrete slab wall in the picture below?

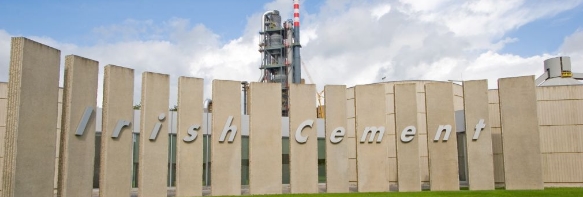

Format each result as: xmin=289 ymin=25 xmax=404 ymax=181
xmin=498 ymin=76 xmax=543 ymax=190
xmin=463 ymin=80 xmax=495 ymax=190
xmin=536 ymin=85 xmax=583 ymax=186
xmin=100 ymin=65 xmax=134 ymax=197
xmin=138 ymin=72 xmax=170 ymax=197
xmin=4 ymin=36 xmax=583 ymax=195
xmin=425 ymin=82 xmax=459 ymax=191
xmin=394 ymin=83 xmax=421 ymax=191
xmin=211 ymin=80 xmax=241 ymax=196
xmin=248 ymin=82 xmax=282 ymax=195
xmin=324 ymin=85 xmax=349 ymax=193
xmin=176 ymin=77 xmax=204 ymax=196
xmin=57 ymin=55 xmax=99 ymax=197
xmin=2 ymin=37 xmax=61 ymax=197
xmin=354 ymin=84 xmax=389 ymax=192
xmin=289 ymin=84 xmax=318 ymax=194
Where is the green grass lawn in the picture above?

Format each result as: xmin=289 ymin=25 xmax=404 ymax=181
xmin=247 ymin=188 xmax=583 ymax=197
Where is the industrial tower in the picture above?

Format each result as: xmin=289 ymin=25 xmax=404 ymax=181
xmin=258 ymin=0 xmax=302 ymax=117
xmin=536 ymin=56 xmax=583 ymax=86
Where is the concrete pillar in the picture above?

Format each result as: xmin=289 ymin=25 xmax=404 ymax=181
xmin=324 ymin=85 xmax=349 ymax=193
xmin=463 ymin=80 xmax=495 ymax=190
xmin=395 ymin=83 xmax=421 ymax=191
xmin=425 ymin=82 xmax=459 ymax=191
xmin=498 ymin=76 xmax=543 ymax=190
xmin=138 ymin=72 xmax=170 ymax=197
xmin=57 ymin=55 xmax=99 ymax=197
xmin=2 ymin=37 xmax=61 ymax=197
xmin=289 ymin=84 xmax=318 ymax=194
xmin=176 ymin=77 xmax=204 ymax=196
xmin=354 ymin=84 xmax=389 ymax=192
xmin=100 ymin=65 xmax=135 ymax=197
xmin=248 ymin=82 xmax=282 ymax=195
xmin=211 ymin=80 xmax=241 ymax=196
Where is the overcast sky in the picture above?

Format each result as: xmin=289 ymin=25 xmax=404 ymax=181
xmin=1 ymin=0 xmax=582 ymax=106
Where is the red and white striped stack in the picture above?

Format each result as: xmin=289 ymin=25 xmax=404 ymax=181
xmin=293 ymin=0 xmax=300 ymax=27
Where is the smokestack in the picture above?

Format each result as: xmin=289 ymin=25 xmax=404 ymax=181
xmin=294 ymin=0 xmax=300 ymax=27
xmin=292 ymin=0 xmax=302 ymax=83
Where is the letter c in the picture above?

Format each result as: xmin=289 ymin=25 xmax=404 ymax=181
xmin=295 ymin=119 xmax=313 ymax=144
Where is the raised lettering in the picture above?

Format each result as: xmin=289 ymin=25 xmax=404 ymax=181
xmin=360 ymin=126 xmax=385 ymax=143
xmin=219 ymin=116 xmax=237 ymax=142
xmin=433 ymin=124 xmax=452 ymax=142
xmin=149 ymin=113 xmax=166 ymax=141
xmin=472 ymin=119 xmax=486 ymax=140
xmin=330 ymin=127 xmax=345 ymax=144
xmin=75 ymin=106 xmax=94 ymax=136
xmin=183 ymin=124 xmax=200 ymax=142
xmin=400 ymin=126 xmax=416 ymax=143
xmin=295 ymin=119 xmax=313 ymax=143
xmin=111 ymin=120 xmax=131 ymax=138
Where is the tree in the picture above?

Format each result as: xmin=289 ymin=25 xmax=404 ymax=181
xmin=133 ymin=103 xmax=141 ymax=110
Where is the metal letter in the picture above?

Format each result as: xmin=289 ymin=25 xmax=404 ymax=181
xmin=219 ymin=116 xmax=237 ymax=142
xmin=184 ymin=124 xmax=200 ymax=142
xmin=149 ymin=113 xmax=166 ymax=141
xmin=295 ymin=119 xmax=313 ymax=144
xmin=400 ymin=126 xmax=416 ymax=143
xmin=75 ymin=106 xmax=94 ymax=136
xmin=433 ymin=124 xmax=452 ymax=142
xmin=111 ymin=120 xmax=131 ymax=138
xmin=330 ymin=127 xmax=345 ymax=144
xmin=360 ymin=126 xmax=385 ymax=143
xmin=472 ymin=119 xmax=486 ymax=140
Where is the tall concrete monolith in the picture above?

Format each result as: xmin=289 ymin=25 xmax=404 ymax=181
xmin=354 ymin=84 xmax=389 ymax=192
xmin=138 ymin=72 xmax=170 ymax=197
xmin=211 ymin=80 xmax=242 ymax=196
xmin=289 ymin=84 xmax=318 ymax=194
xmin=248 ymin=82 xmax=282 ymax=195
xmin=2 ymin=37 xmax=61 ymax=197
xmin=425 ymin=82 xmax=459 ymax=191
xmin=176 ymin=76 xmax=204 ymax=196
xmin=498 ymin=76 xmax=543 ymax=190
xmin=463 ymin=80 xmax=495 ymax=190
xmin=324 ymin=85 xmax=349 ymax=193
xmin=395 ymin=83 xmax=421 ymax=192
xmin=100 ymin=65 xmax=135 ymax=197
xmin=57 ymin=55 xmax=99 ymax=197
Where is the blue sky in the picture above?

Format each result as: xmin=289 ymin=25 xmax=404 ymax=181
xmin=0 ymin=0 xmax=322 ymax=45
xmin=1 ymin=0 xmax=583 ymax=104
xmin=499 ymin=3 xmax=583 ymax=56
xmin=0 ymin=1 xmax=580 ymax=56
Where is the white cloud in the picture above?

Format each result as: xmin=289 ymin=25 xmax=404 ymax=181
xmin=559 ymin=28 xmax=583 ymax=73
xmin=0 ymin=0 xmax=582 ymax=108
xmin=399 ymin=0 xmax=452 ymax=12
xmin=299 ymin=0 xmax=582 ymax=90
xmin=371 ymin=4 xmax=392 ymax=20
